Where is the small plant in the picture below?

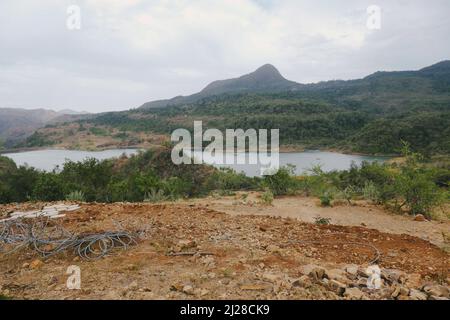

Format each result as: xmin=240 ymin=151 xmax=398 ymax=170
xmin=319 ymin=191 xmax=334 ymax=207
xmin=144 ymin=188 xmax=166 ymax=203
xmin=314 ymin=216 xmax=331 ymax=225
xmin=65 ymin=190 xmax=85 ymax=202
xmin=341 ymin=185 xmax=358 ymax=205
xmin=260 ymin=189 xmax=274 ymax=206
xmin=362 ymin=181 xmax=380 ymax=203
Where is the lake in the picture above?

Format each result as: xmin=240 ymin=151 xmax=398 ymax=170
xmin=2 ymin=149 xmax=139 ymax=172
xmin=2 ymin=149 xmax=389 ymax=176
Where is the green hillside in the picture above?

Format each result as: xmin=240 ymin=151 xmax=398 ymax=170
xmin=22 ymin=61 xmax=450 ymax=156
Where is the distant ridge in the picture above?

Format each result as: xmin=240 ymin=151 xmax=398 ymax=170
xmin=0 ymin=108 xmax=91 ymax=148
xmin=139 ymin=64 xmax=300 ymax=109
xmin=139 ymin=60 xmax=450 ymax=109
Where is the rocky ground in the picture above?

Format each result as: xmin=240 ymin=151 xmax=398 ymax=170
xmin=0 ymin=199 xmax=449 ymax=300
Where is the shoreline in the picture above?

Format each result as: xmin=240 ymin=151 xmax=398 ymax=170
xmin=1 ymin=145 xmax=395 ymax=158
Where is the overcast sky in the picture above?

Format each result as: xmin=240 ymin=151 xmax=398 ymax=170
xmin=1 ymin=0 xmax=449 ymax=113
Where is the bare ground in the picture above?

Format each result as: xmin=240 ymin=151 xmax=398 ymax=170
xmin=0 ymin=198 xmax=449 ymax=300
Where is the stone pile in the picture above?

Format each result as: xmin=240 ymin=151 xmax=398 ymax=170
xmin=0 ymin=204 xmax=80 ymax=222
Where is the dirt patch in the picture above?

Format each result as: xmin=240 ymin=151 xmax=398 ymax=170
xmin=0 ymin=201 xmax=448 ymax=300
xmin=191 ymin=193 xmax=450 ymax=248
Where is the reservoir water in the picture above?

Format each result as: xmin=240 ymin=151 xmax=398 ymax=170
xmin=2 ymin=149 xmax=389 ymax=176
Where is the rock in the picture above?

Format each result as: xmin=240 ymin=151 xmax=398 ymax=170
xmin=422 ymin=284 xmax=449 ymax=298
xmin=198 ymin=288 xmax=210 ymax=297
xmin=329 ymin=280 xmax=346 ymax=295
xmin=266 ymin=245 xmax=281 ymax=253
xmin=357 ymin=267 xmax=370 ymax=278
xmin=344 ymin=287 xmax=365 ymax=300
xmin=48 ymin=276 xmax=58 ymax=286
xmin=30 ymin=259 xmax=44 ymax=269
xmin=127 ymin=281 xmax=138 ymax=291
xmin=240 ymin=284 xmax=268 ymax=291
xmin=262 ymin=273 xmax=281 ymax=283
xmin=169 ymin=282 xmax=184 ymax=292
xmin=428 ymin=295 xmax=449 ymax=301
xmin=325 ymin=269 xmax=348 ymax=283
xmin=409 ymin=289 xmax=428 ymax=300
xmin=200 ymin=256 xmax=216 ymax=268
xmin=382 ymin=268 xmax=406 ymax=284
xmin=391 ymin=285 xmax=409 ymax=299
xmin=300 ymin=265 xmax=327 ymax=281
xmin=356 ymin=278 xmax=369 ymax=287
xmin=413 ymin=214 xmax=426 ymax=222
xmin=405 ymin=273 xmax=422 ymax=288
xmin=103 ymin=290 xmax=122 ymax=299
xmin=182 ymin=285 xmax=194 ymax=295
xmin=126 ymin=264 xmax=138 ymax=271
xmin=177 ymin=239 xmax=197 ymax=250
xmin=292 ymin=275 xmax=312 ymax=288
xmin=345 ymin=265 xmax=359 ymax=276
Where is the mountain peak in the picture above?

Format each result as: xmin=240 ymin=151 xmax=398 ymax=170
xmin=251 ymin=64 xmax=284 ymax=79
xmin=200 ymin=64 xmax=296 ymax=95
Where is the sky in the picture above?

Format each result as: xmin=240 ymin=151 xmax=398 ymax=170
xmin=1 ymin=0 xmax=449 ymax=113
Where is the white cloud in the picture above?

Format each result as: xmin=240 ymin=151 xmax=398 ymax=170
xmin=0 ymin=0 xmax=449 ymax=111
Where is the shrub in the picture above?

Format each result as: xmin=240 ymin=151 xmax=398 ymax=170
xmin=144 ymin=188 xmax=167 ymax=203
xmin=260 ymin=190 xmax=274 ymax=205
xmin=65 ymin=190 xmax=85 ymax=202
xmin=319 ymin=191 xmax=334 ymax=207
xmin=362 ymin=181 xmax=380 ymax=203
xmin=262 ymin=165 xmax=297 ymax=196
xmin=394 ymin=144 xmax=444 ymax=217
xmin=32 ymin=173 xmax=64 ymax=201
xmin=314 ymin=216 xmax=331 ymax=225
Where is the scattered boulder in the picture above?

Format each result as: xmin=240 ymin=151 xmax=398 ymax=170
xmin=328 ymin=280 xmax=346 ymax=296
xmin=344 ymin=287 xmax=365 ymax=300
xmin=292 ymin=275 xmax=312 ymax=288
xmin=266 ymin=244 xmax=281 ymax=254
xmin=382 ymin=268 xmax=406 ymax=284
xmin=422 ymin=284 xmax=449 ymax=298
xmin=344 ymin=265 xmax=359 ymax=277
xmin=413 ymin=214 xmax=426 ymax=222
xmin=309 ymin=267 xmax=327 ymax=281
xmin=391 ymin=285 xmax=409 ymax=299
xmin=177 ymin=239 xmax=197 ymax=251
xmin=325 ymin=269 xmax=348 ymax=283
xmin=262 ymin=273 xmax=281 ymax=283
xmin=182 ymin=284 xmax=194 ymax=295
xmin=405 ymin=273 xmax=422 ymax=288
xmin=409 ymin=289 xmax=427 ymax=300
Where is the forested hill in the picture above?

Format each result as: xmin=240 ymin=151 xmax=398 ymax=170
xmin=22 ymin=61 xmax=450 ymax=156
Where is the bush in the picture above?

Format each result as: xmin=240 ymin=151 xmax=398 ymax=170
xmin=314 ymin=216 xmax=331 ymax=225
xmin=206 ymin=168 xmax=257 ymax=193
xmin=362 ymin=181 xmax=380 ymax=203
xmin=262 ymin=165 xmax=297 ymax=196
xmin=260 ymin=189 xmax=274 ymax=205
xmin=319 ymin=191 xmax=334 ymax=207
xmin=32 ymin=173 xmax=64 ymax=201
xmin=144 ymin=188 xmax=167 ymax=203
xmin=65 ymin=190 xmax=86 ymax=202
